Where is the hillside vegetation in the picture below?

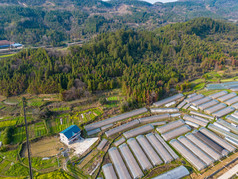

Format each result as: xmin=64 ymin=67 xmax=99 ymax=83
xmin=0 ymin=0 xmax=237 ymax=46
xmin=0 ymin=18 xmax=237 ymax=104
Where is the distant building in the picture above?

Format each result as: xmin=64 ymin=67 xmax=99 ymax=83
xmin=11 ymin=43 xmax=23 ymax=48
xmin=59 ymin=125 xmax=81 ymax=145
xmin=0 ymin=40 xmax=13 ymax=49
xmin=0 ymin=40 xmax=23 ymax=49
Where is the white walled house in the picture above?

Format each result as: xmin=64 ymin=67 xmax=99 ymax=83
xmin=60 ymin=125 xmax=81 ymax=145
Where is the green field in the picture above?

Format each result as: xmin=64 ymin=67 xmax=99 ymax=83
xmin=23 ymin=157 xmax=58 ymax=170
xmin=0 ymin=54 xmax=15 ymax=58
xmin=12 ymin=126 xmax=26 ymax=144
xmin=107 ymin=96 xmax=121 ymax=101
xmin=0 ymin=116 xmax=31 ymax=129
xmin=35 ymin=169 xmax=74 ymax=179
xmin=94 ymin=108 xmax=102 ymax=116
xmin=34 ymin=122 xmax=47 ymax=137
xmin=68 ymin=165 xmax=88 ymax=179
xmin=70 ymin=108 xmax=103 ymax=125
xmin=105 ymin=96 xmax=122 ymax=108
xmin=27 ymin=122 xmax=48 ymax=138
xmin=0 ymin=119 xmax=17 ymax=129
xmin=198 ymin=89 xmax=223 ymax=96
xmin=47 ymin=115 xmax=74 ymax=134
xmin=190 ymin=71 xmax=223 ymax=87
xmin=12 ymin=121 xmax=47 ymax=144
xmin=193 ymin=82 xmax=206 ymax=90
xmin=206 ymin=71 xmax=222 ymax=80
xmin=221 ymin=77 xmax=238 ymax=82
xmin=15 ymin=116 xmax=35 ymax=125
xmin=4 ymin=162 xmax=29 ymax=177
xmin=52 ymin=107 xmax=70 ymax=111
xmin=0 ymin=149 xmax=18 ymax=161
xmin=27 ymin=98 xmax=44 ymax=107
xmin=105 ymin=101 xmax=119 ymax=108
xmin=0 ymin=160 xmax=11 ymax=175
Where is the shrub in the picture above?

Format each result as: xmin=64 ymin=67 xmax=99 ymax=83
xmin=2 ymin=127 xmax=14 ymax=145
xmin=99 ymin=97 xmax=107 ymax=105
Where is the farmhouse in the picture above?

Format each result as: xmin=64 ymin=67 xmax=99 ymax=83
xmin=0 ymin=40 xmax=23 ymax=49
xmin=0 ymin=40 xmax=13 ymax=49
xmin=60 ymin=125 xmax=81 ymax=145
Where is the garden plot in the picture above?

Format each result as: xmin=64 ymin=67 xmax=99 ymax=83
xmin=47 ymin=115 xmax=74 ymax=134
xmin=38 ymin=94 xmax=60 ymax=102
xmin=70 ymin=108 xmax=103 ymax=125
xmin=94 ymin=108 xmax=103 ymax=116
xmin=105 ymin=96 xmax=122 ymax=108
xmin=0 ymin=149 xmax=18 ymax=161
xmin=0 ymin=160 xmax=11 ymax=175
xmin=34 ymin=169 xmax=75 ymax=178
xmin=107 ymin=96 xmax=122 ymax=101
xmin=52 ymin=107 xmax=70 ymax=111
xmin=0 ymin=119 xmax=17 ymax=129
xmin=27 ymin=98 xmax=44 ymax=107
xmin=22 ymin=157 xmax=58 ymax=170
xmin=69 ymin=137 xmax=98 ymax=155
xmin=0 ymin=116 xmax=34 ymax=130
xmin=12 ymin=122 xmax=47 ymax=144
xmin=34 ymin=122 xmax=47 ymax=137
xmin=3 ymin=98 xmax=20 ymax=105
xmin=3 ymin=162 xmax=29 ymax=177
xmin=0 ymin=116 xmax=26 ymax=129
xmin=12 ymin=127 xmax=25 ymax=144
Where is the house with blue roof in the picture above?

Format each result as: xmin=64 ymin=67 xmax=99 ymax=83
xmin=60 ymin=125 xmax=81 ymax=145
xmin=0 ymin=40 xmax=23 ymax=49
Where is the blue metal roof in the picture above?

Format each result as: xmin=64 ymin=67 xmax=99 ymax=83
xmin=0 ymin=45 xmax=10 ymax=48
xmin=60 ymin=125 xmax=81 ymax=139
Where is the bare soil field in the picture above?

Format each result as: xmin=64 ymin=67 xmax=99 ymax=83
xmin=23 ymin=136 xmax=64 ymax=157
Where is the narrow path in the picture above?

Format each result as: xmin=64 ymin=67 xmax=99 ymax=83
xmin=192 ymin=153 xmax=238 ymax=178
xmin=218 ymin=163 xmax=238 ymax=179
xmin=62 ymin=158 xmax=69 ymax=172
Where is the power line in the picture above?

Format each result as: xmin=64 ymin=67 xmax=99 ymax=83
xmin=22 ymin=97 xmax=33 ymax=179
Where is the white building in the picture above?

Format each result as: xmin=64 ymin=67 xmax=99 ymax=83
xmin=60 ymin=125 xmax=81 ymax=145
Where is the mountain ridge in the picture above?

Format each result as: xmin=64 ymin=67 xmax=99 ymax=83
xmin=0 ymin=0 xmax=237 ymax=46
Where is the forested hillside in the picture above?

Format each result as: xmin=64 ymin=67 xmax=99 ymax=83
xmin=0 ymin=0 xmax=237 ymax=46
xmin=0 ymin=18 xmax=237 ymax=104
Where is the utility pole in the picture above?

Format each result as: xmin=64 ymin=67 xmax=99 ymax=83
xmin=22 ymin=97 xmax=33 ymax=179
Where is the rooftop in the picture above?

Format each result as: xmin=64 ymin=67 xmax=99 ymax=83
xmin=60 ymin=125 xmax=81 ymax=139
xmin=0 ymin=40 xmax=14 ymax=46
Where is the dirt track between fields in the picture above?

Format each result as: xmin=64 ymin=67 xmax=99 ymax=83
xmin=190 ymin=152 xmax=238 ymax=179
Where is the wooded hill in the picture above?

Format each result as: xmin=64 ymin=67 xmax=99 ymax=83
xmin=0 ymin=0 xmax=237 ymax=46
xmin=0 ymin=18 xmax=237 ymax=104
